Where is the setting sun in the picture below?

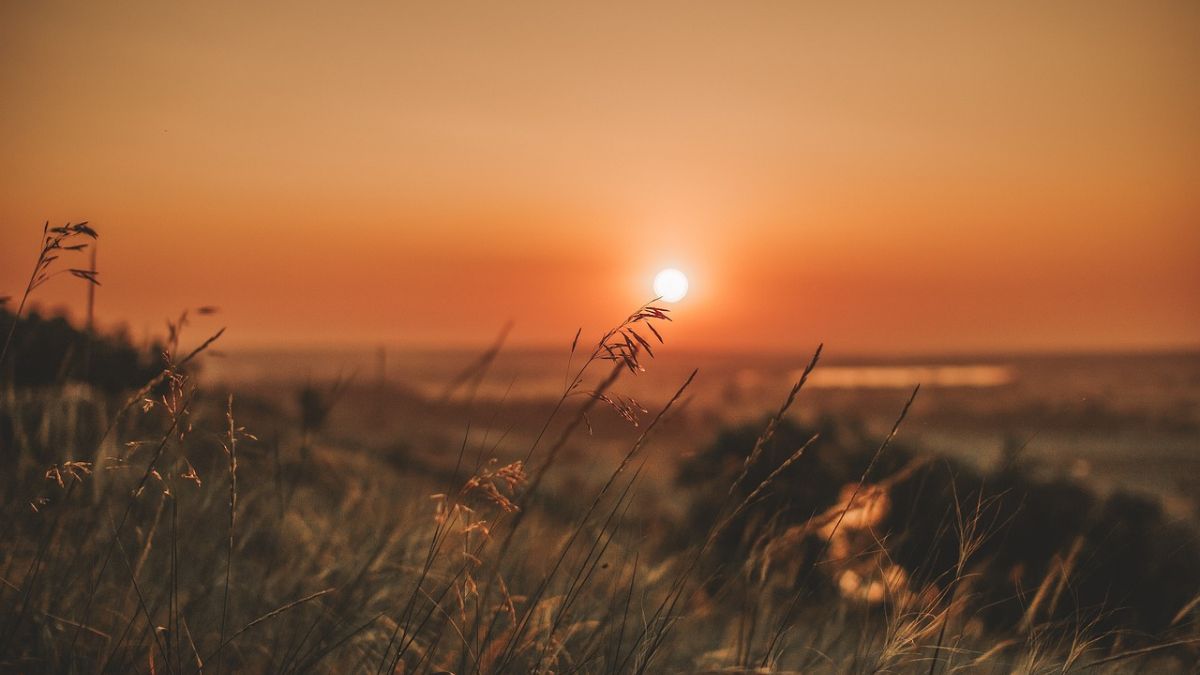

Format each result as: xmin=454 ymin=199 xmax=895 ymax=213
xmin=653 ymin=268 xmax=689 ymax=303
xmin=1 ymin=3 xmax=1198 ymax=670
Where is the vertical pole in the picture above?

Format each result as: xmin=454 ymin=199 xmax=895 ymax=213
xmin=377 ymin=344 xmax=386 ymax=387
xmin=83 ymin=242 xmax=96 ymax=380
xmin=375 ymin=344 xmax=386 ymax=423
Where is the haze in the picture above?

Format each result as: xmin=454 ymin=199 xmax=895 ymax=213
xmin=2 ymin=1 xmax=1197 ymax=353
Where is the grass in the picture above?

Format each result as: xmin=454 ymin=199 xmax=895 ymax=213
xmin=1 ymin=222 xmax=1198 ymax=673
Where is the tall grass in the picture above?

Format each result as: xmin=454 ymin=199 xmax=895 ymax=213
xmin=1 ymin=222 xmax=1197 ymax=673
xmin=0 ymin=221 xmax=98 ymax=374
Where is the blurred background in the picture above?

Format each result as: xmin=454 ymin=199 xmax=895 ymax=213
xmin=2 ymin=0 xmax=1197 ymax=506
xmin=1 ymin=3 xmax=1199 ymax=668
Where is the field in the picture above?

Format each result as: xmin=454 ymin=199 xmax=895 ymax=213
xmin=1 ymin=226 xmax=1199 ymax=673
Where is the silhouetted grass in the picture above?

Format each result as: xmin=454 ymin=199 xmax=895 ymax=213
xmin=1 ymin=222 xmax=1197 ymax=672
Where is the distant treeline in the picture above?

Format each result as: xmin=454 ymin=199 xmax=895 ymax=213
xmin=0 ymin=307 xmax=163 ymax=393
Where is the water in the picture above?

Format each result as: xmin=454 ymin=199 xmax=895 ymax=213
xmin=203 ymin=347 xmax=1200 ymax=508
xmin=203 ymin=346 xmax=1199 ymax=419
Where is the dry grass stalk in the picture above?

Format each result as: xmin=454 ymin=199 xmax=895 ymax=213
xmin=728 ymin=344 xmax=822 ymax=496
xmin=461 ymin=460 xmax=528 ymax=514
xmin=1 ymin=221 xmax=99 ymax=374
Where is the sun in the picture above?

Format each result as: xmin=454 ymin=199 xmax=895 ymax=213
xmin=653 ymin=268 xmax=689 ymax=303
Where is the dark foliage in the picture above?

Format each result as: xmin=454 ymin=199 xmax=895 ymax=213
xmin=677 ymin=417 xmax=1200 ymax=637
xmin=0 ymin=307 xmax=163 ymax=394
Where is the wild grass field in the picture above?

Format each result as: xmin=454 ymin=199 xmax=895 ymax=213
xmin=2 ymin=223 xmax=1199 ymax=673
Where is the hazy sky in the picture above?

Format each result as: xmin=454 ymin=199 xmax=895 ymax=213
xmin=2 ymin=1 xmax=1197 ymax=353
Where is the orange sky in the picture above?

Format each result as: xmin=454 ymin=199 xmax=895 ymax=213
xmin=2 ymin=1 xmax=1198 ymax=354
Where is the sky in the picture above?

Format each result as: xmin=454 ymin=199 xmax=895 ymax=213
xmin=1 ymin=1 xmax=1198 ymax=354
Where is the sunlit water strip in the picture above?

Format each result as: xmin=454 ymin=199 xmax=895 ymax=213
xmin=802 ymin=365 xmax=1014 ymax=389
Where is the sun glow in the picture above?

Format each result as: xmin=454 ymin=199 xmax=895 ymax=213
xmin=653 ymin=268 xmax=689 ymax=303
